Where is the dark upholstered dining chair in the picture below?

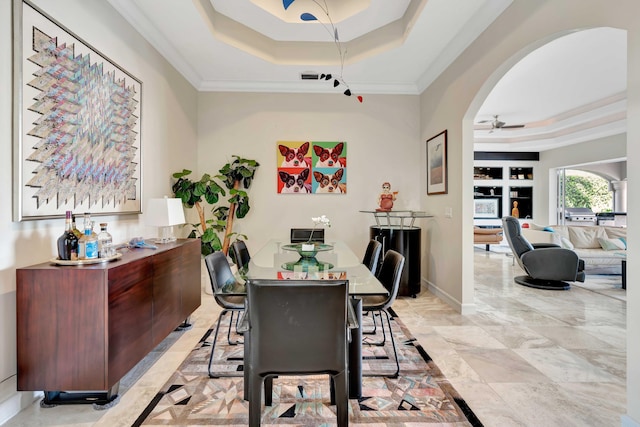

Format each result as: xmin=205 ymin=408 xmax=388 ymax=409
xmin=290 ymin=228 xmax=325 ymax=243
xmin=502 ymin=216 xmax=586 ymax=290
xmin=362 ymin=239 xmax=382 ymax=275
xmin=230 ymin=240 xmax=251 ymax=269
xmin=204 ymin=252 xmax=244 ymax=378
xmin=241 ymin=279 xmax=349 ymax=427
xmin=361 ymin=249 xmax=405 ymax=378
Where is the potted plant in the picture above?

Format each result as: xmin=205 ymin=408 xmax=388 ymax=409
xmin=172 ymin=156 xmax=260 ymax=256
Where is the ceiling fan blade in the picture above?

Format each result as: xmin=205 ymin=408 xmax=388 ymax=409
xmin=501 ymin=124 xmax=525 ymax=129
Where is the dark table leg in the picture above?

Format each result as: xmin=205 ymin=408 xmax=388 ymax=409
xmin=622 ymin=260 xmax=626 ymax=290
xmin=348 ymin=298 xmax=362 ymax=399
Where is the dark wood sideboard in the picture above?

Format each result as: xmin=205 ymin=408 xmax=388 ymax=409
xmin=16 ymin=238 xmax=201 ymax=405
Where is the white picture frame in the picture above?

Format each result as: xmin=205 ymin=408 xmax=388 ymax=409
xmin=474 ymin=198 xmax=499 ymax=219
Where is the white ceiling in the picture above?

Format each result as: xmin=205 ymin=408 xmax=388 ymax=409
xmin=107 ymin=0 xmax=627 ymax=152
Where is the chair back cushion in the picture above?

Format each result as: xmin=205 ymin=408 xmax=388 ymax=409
xmin=290 ymin=228 xmax=325 ymax=243
xmin=502 ymin=216 xmax=534 ymax=258
xmin=246 ymin=279 xmax=347 ymax=374
xmin=362 ymin=239 xmax=382 ymax=274
xmin=230 ymin=240 xmax=251 ymax=268
xmin=376 ymin=250 xmax=405 ymax=306
xmin=204 ymin=252 xmax=236 ymax=293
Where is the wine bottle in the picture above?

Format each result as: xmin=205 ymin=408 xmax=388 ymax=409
xmin=71 ymin=214 xmax=83 ymax=239
xmin=57 ymin=210 xmax=78 ymax=260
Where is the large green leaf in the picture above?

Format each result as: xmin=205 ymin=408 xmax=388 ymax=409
xmin=194 ymin=182 xmax=206 ymax=197
xmin=236 ymin=199 xmax=250 ymax=218
xmin=172 ymin=169 xmax=192 ymax=179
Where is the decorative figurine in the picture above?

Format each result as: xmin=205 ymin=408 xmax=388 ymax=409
xmin=511 ymin=200 xmax=520 ymax=218
xmin=376 ymin=182 xmax=398 ymax=212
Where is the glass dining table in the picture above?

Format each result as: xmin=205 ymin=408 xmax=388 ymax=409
xmin=216 ymin=239 xmax=389 ymax=398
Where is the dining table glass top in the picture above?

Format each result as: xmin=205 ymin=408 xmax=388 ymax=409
xmin=218 ymin=239 xmax=389 ymax=297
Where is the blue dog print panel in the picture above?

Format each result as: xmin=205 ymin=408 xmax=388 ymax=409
xmin=312 ymin=167 xmax=347 ymax=194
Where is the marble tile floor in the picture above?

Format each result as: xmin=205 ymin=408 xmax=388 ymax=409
xmin=3 ymin=249 xmax=626 ymax=427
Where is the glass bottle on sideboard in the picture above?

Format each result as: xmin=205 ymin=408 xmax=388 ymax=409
xmin=98 ymin=223 xmax=114 ymax=258
xmin=71 ymin=214 xmax=83 ymax=239
xmin=78 ymin=213 xmax=99 ymax=260
xmin=57 ymin=210 xmax=78 ymax=261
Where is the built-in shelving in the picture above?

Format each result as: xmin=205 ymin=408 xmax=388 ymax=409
xmin=473 ymin=160 xmax=537 ymax=226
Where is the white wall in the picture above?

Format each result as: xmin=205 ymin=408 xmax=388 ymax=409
xmin=418 ymin=0 xmax=640 ymax=424
xmin=196 ymin=92 xmax=421 ymax=257
xmin=0 ymin=0 xmax=198 ymax=422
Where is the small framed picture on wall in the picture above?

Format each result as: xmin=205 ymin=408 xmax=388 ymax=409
xmin=426 ymin=130 xmax=448 ymax=195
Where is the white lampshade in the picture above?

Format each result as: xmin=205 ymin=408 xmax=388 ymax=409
xmin=146 ymin=197 xmax=186 ymax=243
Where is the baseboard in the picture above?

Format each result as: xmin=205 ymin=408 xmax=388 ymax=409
xmin=422 ymin=278 xmax=477 ymax=315
xmin=0 ymin=376 xmax=41 ymax=425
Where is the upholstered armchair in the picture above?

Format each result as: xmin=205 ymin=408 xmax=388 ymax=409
xmin=502 ymin=216 xmax=586 ymax=290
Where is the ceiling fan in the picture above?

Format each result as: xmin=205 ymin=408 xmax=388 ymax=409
xmin=476 ymin=115 xmax=525 ymax=133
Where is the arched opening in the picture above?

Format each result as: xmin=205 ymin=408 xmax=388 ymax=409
xmin=466 ymin=26 xmax=627 ymax=295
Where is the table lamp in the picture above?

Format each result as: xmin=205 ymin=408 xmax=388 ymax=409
xmin=146 ymin=197 xmax=186 ymax=243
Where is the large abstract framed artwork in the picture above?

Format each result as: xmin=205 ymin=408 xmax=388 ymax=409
xmin=12 ymin=0 xmax=142 ymax=221
xmin=426 ymin=130 xmax=448 ymax=195
xmin=276 ymin=141 xmax=347 ymax=194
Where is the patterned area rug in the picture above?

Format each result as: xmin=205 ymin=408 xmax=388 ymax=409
xmin=133 ymin=310 xmax=482 ymax=426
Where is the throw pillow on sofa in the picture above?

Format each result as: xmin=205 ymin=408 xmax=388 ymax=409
xmin=547 ymin=232 xmax=574 ymax=249
xmin=568 ymin=226 xmax=607 ymax=249
xmin=605 ymin=227 xmax=627 ymax=240
xmin=559 ymin=236 xmax=575 ymax=250
xmin=598 ymin=237 xmax=626 ymax=251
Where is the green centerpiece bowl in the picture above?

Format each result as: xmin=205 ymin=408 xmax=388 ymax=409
xmin=281 ymin=243 xmax=334 ymax=271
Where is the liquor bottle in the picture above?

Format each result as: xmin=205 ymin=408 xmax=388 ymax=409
xmin=57 ymin=210 xmax=78 ymax=260
xmin=78 ymin=213 xmax=99 ymax=259
xmin=71 ymin=214 xmax=83 ymax=239
xmin=98 ymin=223 xmax=114 ymax=258
xmin=90 ymin=220 xmax=99 ymax=240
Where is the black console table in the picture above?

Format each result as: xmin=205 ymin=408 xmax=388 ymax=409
xmin=360 ymin=211 xmax=432 ymax=298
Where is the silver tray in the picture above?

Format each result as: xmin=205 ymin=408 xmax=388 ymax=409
xmin=49 ymin=252 xmax=123 ymax=266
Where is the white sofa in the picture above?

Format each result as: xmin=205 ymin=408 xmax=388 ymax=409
xmin=522 ymin=224 xmax=627 ymax=274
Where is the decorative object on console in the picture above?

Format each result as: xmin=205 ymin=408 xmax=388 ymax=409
xmin=426 ymin=130 xmax=448 ymax=195
xmin=283 ymin=0 xmax=363 ymax=102
xmin=146 ymin=197 xmax=186 ymax=244
xmin=13 ymin=0 xmax=142 ymax=221
xmin=172 ymin=156 xmax=260 ymax=256
xmin=376 ymin=182 xmax=398 ymax=212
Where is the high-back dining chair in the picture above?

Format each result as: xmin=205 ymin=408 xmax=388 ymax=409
xmin=290 ymin=228 xmax=325 ymax=243
xmin=361 ymin=249 xmax=405 ymax=378
xmin=362 ymin=239 xmax=382 ymax=275
xmin=204 ymin=252 xmax=245 ymax=378
xmin=230 ymin=240 xmax=251 ymax=269
xmin=243 ymin=279 xmax=349 ymax=427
